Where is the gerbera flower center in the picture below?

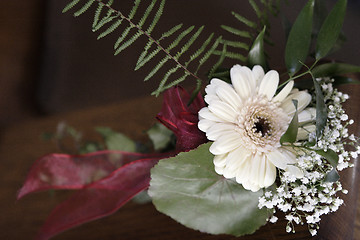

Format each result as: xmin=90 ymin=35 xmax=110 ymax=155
xmin=236 ymin=95 xmax=289 ymax=153
xmin=253 ymin=116 xmax=272 ymax=137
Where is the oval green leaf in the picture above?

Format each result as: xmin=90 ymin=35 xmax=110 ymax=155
xmin=247 ymin=26 xmax=267 ymax=69
xmin=312 ymin=62 xmax=360 ymax=78
xmin=149 ymin=143 xmax=268 ymax=236
xmin=315 ymin=148 xmax=339 ymax=167
xmin=312 ymin=77 xmax=327 ymax=139
xmin=315 ymin=0 xmax=347 ymax=59
xmin=285 ymin=0 xmax=314 ymax=75
xmin=324 ymin=168 xmax=340 ymax=182
xmin=280 ymin=100 xmax=298 ymax=144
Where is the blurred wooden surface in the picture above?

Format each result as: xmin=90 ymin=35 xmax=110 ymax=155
xmin=1 ymin=87 xmax=360 ymax=239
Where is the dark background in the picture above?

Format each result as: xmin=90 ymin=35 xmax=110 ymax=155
xmin=1 ymin=0 xmax=359 ymax=126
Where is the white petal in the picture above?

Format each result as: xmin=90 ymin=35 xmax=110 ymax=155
xmin=205 ymin=78 xmax=227 ymax=95
xmin=263 ymin=160 xmax=276 ymax=187
xmin=215 ymin=165 xmax=225 ymax=175
xmin=198 ymin=108 xmax=224 ymax=122
xmin=222 ymin=147 xmax=250 ymax=178
xmin=208 ymin=100 xmax=237 ymax=123
xmin=297 ymin=124 xmax=316 ymax=140
xmin=266 ymin=150 xmax=291 ymax=170
xmin=252 ymin=65 xmax=265 ymax=86
xmin=272 ymin=80 xmax=294 ymax=103
xmin=235 ymin=159 xmax=252 ymax=184
xmin=204 ymin=94 xmax=219 ymax=104
xmin=209 ymin=132 xmax=241 ymax=155
xmin=198 ymin=119 xmax=216 ymax=132
xmin=242 ymin=180 xmax=261 ymax=192
xmin=230 ymin=65 xmax=255 ymax=100
xmin=215 ymin=84 xmax=242 ymax=110
xmin=286 ymin=165 xmax=304 ymax=178
xmin=298 ymin=107 xmax=316 ymax=124
xmin=281 ymin=91 xmax=312 ymax=115
xmin=213 ymin=154 xmax=228 ymax=167
xmin=258 ymin=70 xmax=279 ymax=100
xmin=206 ymin=123 xmax=235 ymax=141
xmin=249 ymin=153 xmax=264 ymax=187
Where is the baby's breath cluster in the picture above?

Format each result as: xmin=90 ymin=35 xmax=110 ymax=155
xmin=258 ymin=77 xmax=358 ymax=236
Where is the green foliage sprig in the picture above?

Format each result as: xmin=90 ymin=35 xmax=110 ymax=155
xmin=63 ymin=0 xmax=281 ymax=96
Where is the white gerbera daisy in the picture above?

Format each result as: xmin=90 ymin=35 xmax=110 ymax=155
xmin=198 ymin=65 xmax=315 ymax=192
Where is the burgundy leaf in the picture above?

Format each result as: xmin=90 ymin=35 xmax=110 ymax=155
xmin=35 ymin=158 xmax=159 ymax=240
xmin=156 ymin=86 xmax=207 ymax=152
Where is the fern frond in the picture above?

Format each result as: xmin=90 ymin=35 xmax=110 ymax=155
xmin=209 ymin=43 xmax=227 ymax=78
xmin=74 ymin=0 xmax=96 ymax=17
xmin=212 ymin=50 xmax=246 ymax=61
xmin=195 ymin=36 xmax=222 ymax=75
xmin=232 ymin=12 xmax=258 ymax=29
xmin=185 ymin=33 xmax=214 ymax=67
xmin=136 ymin=24 xmax=183 ymax=69
xmin=63 ymin=0 xmax=81 ymax=13
xmin=220 ymin=39 xmax=249 ymax=50
xmin=221 ymin=25 xmax=252 ymax=39
xmin=146 ymin=0 xmax=165 ymax=34
xmin=249 ymin=0 xmax=262 ymax=18
xmin=97 ymin=19 xmax=123 ymax=40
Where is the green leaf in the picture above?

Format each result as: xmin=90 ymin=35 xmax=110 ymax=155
xmin=312 ymin=63 xmax=360 ymax=78
xmin=315 ymin=149 xmax=339 ymax=168
xmin=324 ymin=168 xmax=340 ymax=182
xmin=149 ymin=143 xmax=268 ymax=236
xmin=146 ymin=123 xmax=174 ymax=151
xmin=312 ymin=77 xmax=327 ymax=138
xmin=313 ymin=0 xmax=328 ymax=33
xmin=96 ymin=127 xmax=136 ymax=152
xmin=333 ymin=76 xmax=360 ymax=86
xmin=315 ymin=0 xmax=347 ymax=59
xmin=280 ymin=100 xmax=298 ymax=144
xmin=285 ymin=0 xmax=314 ymax=75
xmin=247 ymin=26 xmax=267 ymax=70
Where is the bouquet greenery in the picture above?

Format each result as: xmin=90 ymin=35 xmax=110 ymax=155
xmin=18 ymin=0 xmax=360 ymax=239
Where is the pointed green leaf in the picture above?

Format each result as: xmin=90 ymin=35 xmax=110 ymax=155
xmin=280 ymin=100 xmax=299 ymax=144
xmin=247 ymin=26 xmax=267 ymax=69
xmin=312 ymin=63 xmax=360 ymax=78
xmin=315 ymin=149 xmax=339 ymax=168
xmin=285 ymin=0 xmax=314 ymax=75
xmin=312 ymin=77 xmax=327 ymax=138
xmin=96 ymin=127 xmax=136 ymax=152
xmin=324 ymin=168 xmax=340 ymax=182
xmin=149 ymin=143 xmax=268 ymax=236
xmin=333 ymin=76 xmax=360 ymax=86
xmin=315 ymin=0 xmax=347 ymax=59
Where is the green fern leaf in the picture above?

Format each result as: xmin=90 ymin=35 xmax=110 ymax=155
xmin=221 ymin=25 xmax=252 ymax=39
xmin=232 ymin=12 xmax=257 ymax=29
xmin=63 ymin=0 xmax=81 ymax=13
xmin=73 ymin=0 xmax=96 ymax=17
xmin=97 ymin=19 xmax=123 ymax=40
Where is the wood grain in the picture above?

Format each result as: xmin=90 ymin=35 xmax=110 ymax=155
xmin=1 ymin=87 xmax=359 ymax=239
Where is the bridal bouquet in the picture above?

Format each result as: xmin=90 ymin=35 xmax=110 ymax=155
xmin=18 ymin=0 xmax=360 ymax=239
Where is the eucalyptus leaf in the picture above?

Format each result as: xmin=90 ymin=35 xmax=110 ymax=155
xmin=96 ymin=127 xmax=136 ymax=152
xmin=315 ymin=0 xmax=347 ymax=59
xmin=312 ymin=77 xmax=327 ymax=139
xmin=149 ymin=143 xmax=268 ymax=236
xmin=147 ymin=123 xmax=174 ymax=151
xmin=280 ymin=100 xmax=298 ymax=144
xmin=313 ymin=0 xmax=328 ymax=33
xmin=324 ymin=168 xmax=340 ymax=182
xmin=285 ymin=0 xmax=314 ymax=75
xmin=247 ymin=26 xmax=267 ymax=70
xmin=333 ymin=76 xmax=360 ymax=86
xmin=312 ymin=63 xmax=360 ymax=78
xmin=315 ymin=148 xmax=339 ymax=168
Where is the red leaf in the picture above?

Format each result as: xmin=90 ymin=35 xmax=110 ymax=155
xmin=35 ymin=158 xmax=158 ymax=240
xmin=17 ymin=151 xmax=158 ymax=199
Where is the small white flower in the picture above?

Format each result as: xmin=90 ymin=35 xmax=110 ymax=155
xmin=198 ymin=65 xmax=313 ymax=192
xmin=269 ymin=215 xmax=278 ymax=223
